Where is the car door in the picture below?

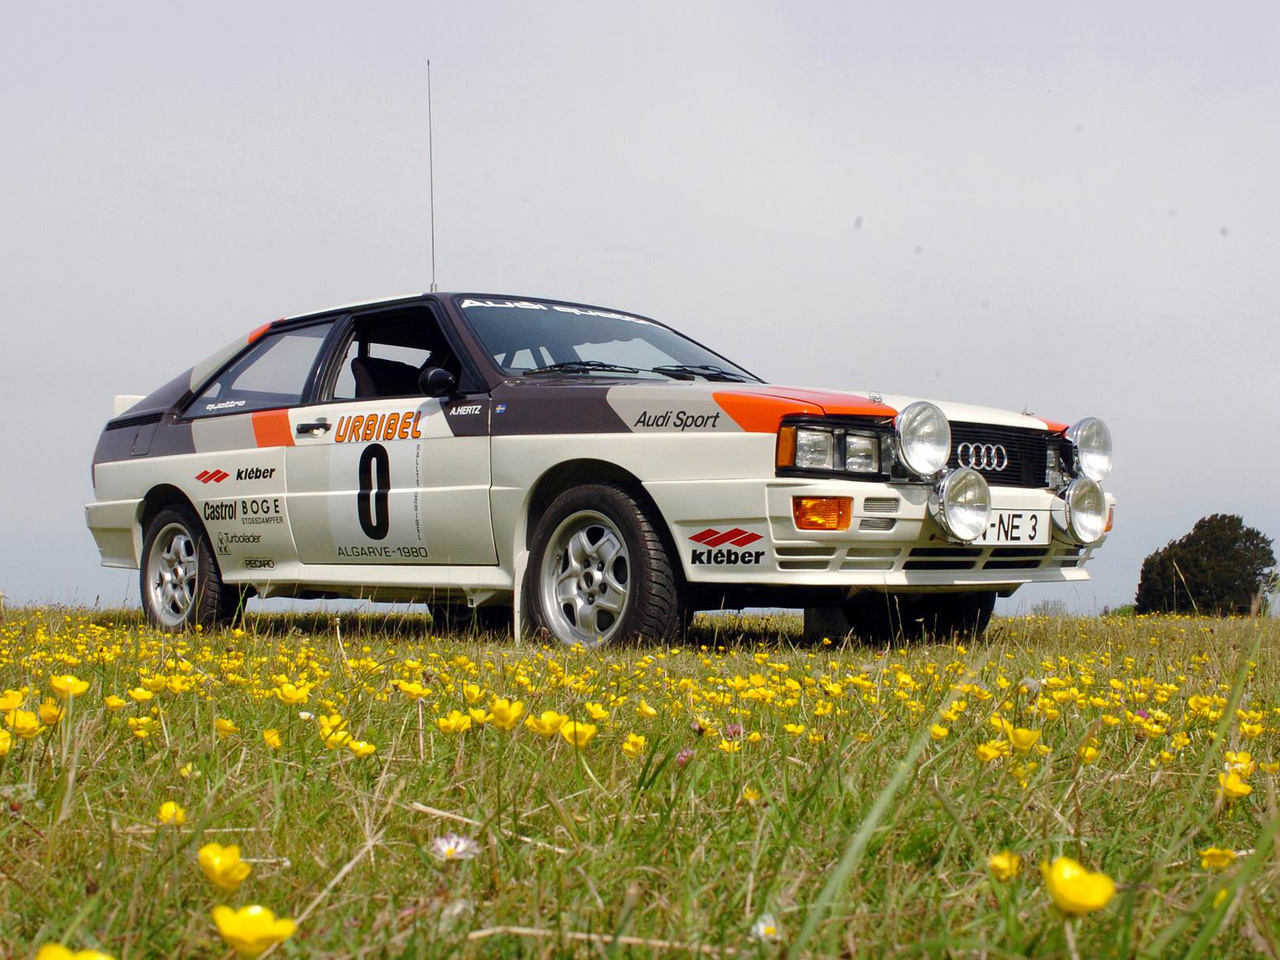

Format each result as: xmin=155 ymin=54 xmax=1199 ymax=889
xmin=182 ymin=318 xmax=340 ymax=575
xmin=284 ymin=303 xmax=498 ymax=566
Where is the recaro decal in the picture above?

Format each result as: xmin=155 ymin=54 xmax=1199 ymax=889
xmin=689 ymin=527 xmax=766 ymax=566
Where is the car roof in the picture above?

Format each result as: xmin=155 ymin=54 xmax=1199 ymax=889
xmin=279 ymin=292 xmax=653 ymax=325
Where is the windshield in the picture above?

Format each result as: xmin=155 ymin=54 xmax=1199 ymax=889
xmin=456 ymin=298 xmax=759 ymax=381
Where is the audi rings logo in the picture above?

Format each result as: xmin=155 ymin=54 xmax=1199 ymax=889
xmin=956 ymin=442 xmax=1008 ymax=471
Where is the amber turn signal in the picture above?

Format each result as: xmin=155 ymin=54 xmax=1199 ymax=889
xmin=1105 ymin=506 xmax=1114 ymax=533
xmin=792 ymin=496 xmax=852 ymax=531
xmin=776 ymin=426 xmax=796 ymax=469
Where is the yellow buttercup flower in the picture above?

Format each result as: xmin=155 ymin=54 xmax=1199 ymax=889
xmin=524 ymin=710 xmax=568 ymax=737
xmin=1218 ymin=771 xmax=1252 ymax=801
xmin=262 ymin=728 xmax=282 ymax=750
xmin=104 ymin=695 xmax=126 ymax=712
xmin=158 ymin=801 xmax=186 ymax=826
xmin=347 ymin=739 xmax=376 ymax=758
xmin=50 ymin=674 xmax=90 ymax=699
xmin=9 ymin=709 xmax=43 ymax=739
xmin=988 ymin=851 xmax=1022 ymax=881
xmin=929 ymin=724 xmax=948 ymax=741
xmin=1008 ymin=728 xmax=1040 ymax=752
xmin=396 ymin=679 xmax=430 ymax=700
xmin=584 ymin=701 xmax=610 ymax=722
xmin=741 ymin=786 xmax=763 ymax=805
xmin=128 ymin=688 xmax=153 ymax=703
xmin=1041 ymin=856 xmax=1115 ymax=915
xmin=179 ymin=762 xmax=194 ymax=778
xmin=436 ymin=710 xmax=473 ymax=734
xmin=977 ymin=740 xmax=1010 ymax=763
xmin=211 ymin=904 xmax=297 ymax=958
xmin=784 ymin=723 xmax=807 ymax=737
xmin=0 ymin=689 xmax=25 ymax=710
xmin=1261 ymin=761 xmax=1280 ymax=774
xmin=39 ymin=698 xmax=63 ymax=726
xmin=198 ymin=842 xmax=252 ymax=891
xmin=637 ymin=699 xmax=658 ymax=719
xmin=489 ymin=697 xmax=526 ymax=731
xmin=621 ymin=732 xmax=647 ymax=758
xmin=0 ymin=729 xmax=11 ymax=756
xmin=215 ymin=718 xmax=240 ymax=738
xmin=560 ymin=721 xmax=598 ymax=748
xmin=274 ymin=682 xmax=310 ymax=706
xmin=717 ymin=739 xmax=742 ymax=754
xmin=128 ymin=716 xmax=156 ymax=739
xmin=35 ymin=946 xmax=116 ymax=960
xmin=1200 ymin=847 xmax=1236 ymax=871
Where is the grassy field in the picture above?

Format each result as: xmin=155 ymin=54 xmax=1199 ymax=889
xmin=2 ymin=608 xmax=1279 ymax=958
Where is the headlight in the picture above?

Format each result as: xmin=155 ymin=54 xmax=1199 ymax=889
xmin=895 ymin=401 xmax=951 ymax=477
xmin=930 ymin=467 xmax=991 ymax=542
xmin=1055 ymin=477 xmax=1107 ymax=544
xmin=794 ymin=427 xmax=835 ymax=470
xmin=779 ymin=425 xmax=882 ymax=475
xmin=1065 ymin=417 xmax=1112 ymax=482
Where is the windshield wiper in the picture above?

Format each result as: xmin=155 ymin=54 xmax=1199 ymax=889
xmin=524 ymin=360 xmax=641 ymax=377
xmin=648 ymin=363 xmax=749 ymax=382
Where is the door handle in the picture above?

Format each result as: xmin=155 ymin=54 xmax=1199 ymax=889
xmin=296 ymin=421 xmax=332 ymax=435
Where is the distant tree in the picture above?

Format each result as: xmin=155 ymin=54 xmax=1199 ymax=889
xmin=1135 ymin=514 xmax=1276 ymax=616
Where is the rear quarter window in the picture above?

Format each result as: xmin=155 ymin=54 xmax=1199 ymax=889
xmin=186 ymin=323 xmax=333 ymax=418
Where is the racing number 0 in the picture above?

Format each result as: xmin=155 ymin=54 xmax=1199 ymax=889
xmin=357 ymin=443 xmax=390 ymax=540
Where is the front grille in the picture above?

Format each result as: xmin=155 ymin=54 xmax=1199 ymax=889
xmin=949 ymin=422 xmax=1051 ymax=489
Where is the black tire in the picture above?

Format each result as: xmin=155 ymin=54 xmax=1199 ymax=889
xmin=525 ymin=482 xmax=684 ymax=647
xmin=140 ymin=504 xmax=239 ymax=630
xmin=844 ymin=591 xmax=996 ymax=643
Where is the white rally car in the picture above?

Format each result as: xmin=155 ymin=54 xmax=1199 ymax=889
xmin=87 ymin=293 xmax=1114 ymax=645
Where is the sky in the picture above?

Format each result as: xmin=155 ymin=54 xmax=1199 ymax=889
xmin=1 ymin=1 xmax=1277 ymax=614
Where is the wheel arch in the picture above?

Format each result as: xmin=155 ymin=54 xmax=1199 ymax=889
xmin=138 ymin=484 xmax=201 ymax=533
xmin=524 ymin=459 xmax=669 ymax=549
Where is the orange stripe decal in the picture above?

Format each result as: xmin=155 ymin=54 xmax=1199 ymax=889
xmin=714 ymin=389 xmax=896 ymax=433
xmin=1043 ymin=419 xmax=1069 ymax=434
xmin=252 ymin=410 xmax=294 ymax=448
xmin=714 ymin=393 xmax=825 ymax=433
xmin=246 ymin=322 xmax=273 ymax=344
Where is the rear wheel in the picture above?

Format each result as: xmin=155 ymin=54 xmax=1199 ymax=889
xmin=140 ymin=505 xmax=239 ymax=630
xmin=525 ymin=483 xmax=684 ymax=647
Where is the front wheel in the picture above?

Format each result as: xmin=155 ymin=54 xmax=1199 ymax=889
xmin=140 ymin=505 xmax=240 ymax=630
xmin=525 ymin=483 xmax=684 ymax=647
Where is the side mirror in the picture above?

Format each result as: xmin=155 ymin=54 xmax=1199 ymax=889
xmin=418 ymin=366 xmax=458 ymax=398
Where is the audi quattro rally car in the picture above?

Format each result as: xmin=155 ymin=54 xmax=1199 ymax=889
xmin=87 ymin=293 xmax=1115 ymax=646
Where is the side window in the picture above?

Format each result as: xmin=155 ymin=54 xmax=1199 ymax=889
xmin=329 ymin=306 xmax=465 ymax=401
xmin=188 ymin=323 xmax=333 ymax=418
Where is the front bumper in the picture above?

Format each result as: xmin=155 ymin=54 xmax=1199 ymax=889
xmin=646 ymin=477 xmax=1112 ymax=591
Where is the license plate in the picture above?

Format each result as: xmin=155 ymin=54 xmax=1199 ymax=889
xmin=978 ymin=510 xmax=1050 ymax=545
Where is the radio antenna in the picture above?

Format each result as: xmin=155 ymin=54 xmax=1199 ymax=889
xmin=428 ymin=59 xmax=438 ymax=293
